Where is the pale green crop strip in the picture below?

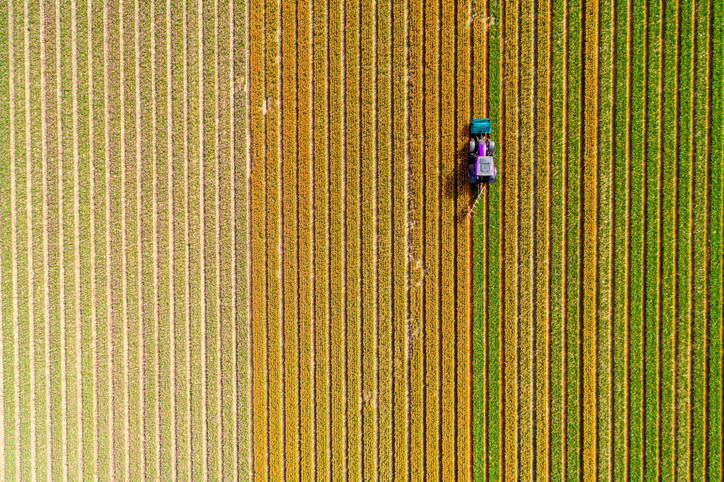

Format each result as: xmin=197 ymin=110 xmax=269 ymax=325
xmin=676 ymin=0 xmax=693 ymax=477
xmin=471 ymin=0 xmax=487 ymax=477
xmin=611 ymin=0 xmax=630 ymax=477
xmin=708 ymin=0 xmax=723 ymax=475
xmin=660 ymin=0 xmax=679 ymax=478
xmin=565 ymin=0 xmax=582 ymax=476
xmin=691 ymin=0 xmax=710 ymax=476
xmin=643 ymin=0 xmax=661 ymax=476
xmin=597 ymin=0 xmax=615 ymax=475
xmin=548 ymin=0 xmax=566 ymax=477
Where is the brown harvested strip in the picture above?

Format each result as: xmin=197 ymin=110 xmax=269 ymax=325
xmin=249 ymin=0 xmax=268 ymax=476
xmin=582 ymin=0 xmax=599 ymax=477
xmin=517 ymin=0 xmax=534 ymax=476
xmin=280 ymin=0 xmax=300 ymax=477
xmin=534 ymin=0 xmax=552 ymax=477
xmin=264 ymin=0 xmax=283 ymax=476
xmin=407 ymin=0 xmax=424 ymax=475
xmin=312 ymin=0 xmax=330 ymax=476
xmin=454 ymin=0 xmax=472 ymax=478
xmin=296 ymin=0 xmax=314 ymax=477
xmin=328 ymin=0 xmax=346 ymax=476
xmin=360 ymin=0 xmax=377 ymax=475
xmin=376 ymin=0 xmax=393 ymax=477
xmin=217 ymin=0 xmax=238 ymax=477
xmin=422 ymin=0 xmax=440 ymax=475
xmin=343 ymin=0 xmax=362 ymax=477
xmin=501 ymin=0 xmax=519 ymax=477
xmin=391 ymin=0 xmax=408 ymax=477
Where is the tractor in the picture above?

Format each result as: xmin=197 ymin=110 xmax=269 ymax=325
xmin=468 ymin=118 xmax=496 ymax=187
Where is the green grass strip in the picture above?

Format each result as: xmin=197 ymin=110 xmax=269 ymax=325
xmin=691 ymin=1 xmax=710 ymax=477
xmin=471 ymin=0 xmax=486 ymax=476
xmin=708 ymin=0 xmax=723 ymax=476
xmin=565 ymin=0 xmax=582 ymax=477
xmin=485 ymin=0 xmax=502 ymax=476
xmin=659 ymin=0 xmax=679 ymax=478
xmin=549 ymin=0 xmax=566 ymax=477
xmin=628 ymin=0 xmax=646 ymax=477
xmin=611 ymin=0 xmax=630 ymax=477
xmin=597 ymin=0 xmax=615 ymax=475
xmin=643 ymin=0 xmax=662 ymax=477
xmin=676 ymin=0 xmax=694 ymax=477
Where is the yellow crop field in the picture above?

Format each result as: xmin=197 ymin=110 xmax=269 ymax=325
xmin=1 ymin=0 xmax=475 ymax=478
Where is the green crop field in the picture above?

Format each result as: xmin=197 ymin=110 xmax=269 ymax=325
xmin=472 ymin=0 xmax=723 ymax=479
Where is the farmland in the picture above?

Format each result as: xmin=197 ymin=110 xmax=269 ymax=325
xmin=1 ymin=0 xmax=474 ymax=478
xmin=473 ymin=0 xmax=723 ymax=479
xmin=1 ymin=0 xmax=722 ymax=480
